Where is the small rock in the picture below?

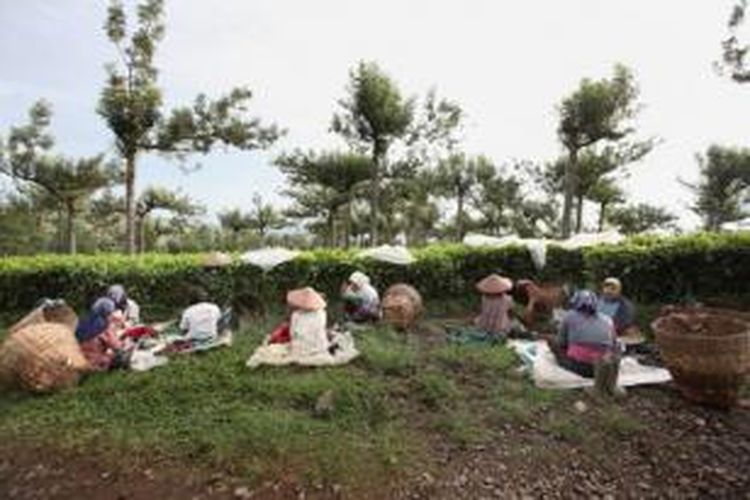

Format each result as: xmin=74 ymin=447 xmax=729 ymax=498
xmin=421 ymin=472 xmax=435 ymax=485
xmin=314 ymin=389 xmax=336 ymax=417
xmin=100 ymin=471 xmax=111 ymax=480
xmin=234 ymin=486 xmax=253 ymax=499
xmin=574 ymin=400 xmax=588 ymax=413
xmin=695 ymin=417 xmax=706 ymax=427
xmin=332 ymin=483 xmax=342 ymax=495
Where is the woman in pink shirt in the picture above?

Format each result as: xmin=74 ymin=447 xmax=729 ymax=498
xmin=75 ymin=298 xmax=128 ymax=371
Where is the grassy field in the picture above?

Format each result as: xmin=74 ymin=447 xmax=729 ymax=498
xmin=0 ymin=312 xmax=573 ymax=489
xmin=1 ymin=304 xmax=747 ymax=496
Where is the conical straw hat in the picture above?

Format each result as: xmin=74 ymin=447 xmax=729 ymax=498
xmin=476 ymin=274 xmax=513 ymax=294
xmin=286 ymin=287 xmax=327 ymax=311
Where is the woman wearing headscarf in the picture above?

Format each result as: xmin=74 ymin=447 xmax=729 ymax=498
xmin=597 ymin=277 xmax=637 ymax=336
xmin=106 ymin=284 xmax=141 ymax=326
xmin=341 ymin=271 xmax=380 ymax=323
xmin=75 ymin=297 xmax=129 ymax=371
xmin=550 ymin=290 xmax=617 ymax=378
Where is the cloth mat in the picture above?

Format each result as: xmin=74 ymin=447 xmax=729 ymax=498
xmin=508 ymin=340 xmax=672 ymax=390
xmin=246 ymin=331 xmax=359 ymax=368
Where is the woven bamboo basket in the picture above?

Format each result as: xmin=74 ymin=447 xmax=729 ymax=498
xmin=382 ymin=284 xmax=423 ymax=330
xmin=652 ymin=308 xmax=750 ymax=408
xmin=0 ymin=323 xmax=90 ymax=393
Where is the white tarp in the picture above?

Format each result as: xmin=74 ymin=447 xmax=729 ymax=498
xmin=508 ymin=340 xmax=672 ymax=390
xmin=240 ymin=247 xmax=300 ymax=271
xmin=246 ymin=331 xmax=359 ymax=368
xmin=721 ymin=217 xmax=750 ymax=232
xmin=358 ymin=245 xmax=415 ymax=265
xmin=463 ymin=233 xmax=521 ymax=248
xmin=557 ymin=230 xmax=625 ymax=249
xmin=462 ymin=233 xmax=547 ymax=271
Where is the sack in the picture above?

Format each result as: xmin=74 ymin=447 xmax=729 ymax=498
xmin=0 ymin=323 xmax=90 ymax=393
xmin=382 ymin=284 xmax=423 ymax=330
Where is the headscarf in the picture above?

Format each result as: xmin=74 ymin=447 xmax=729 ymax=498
xmin=75 ymin=297 xmax=116 ymax=342
xmin=349 ymin=271 xmax=371 ymax=288
xmin=602 ymin=277 xmax=622 ymax=295
xmin=106 ymin=284 xmax=128 ymax=311
xmin=571 ymin=290 xmax=598 ymax=315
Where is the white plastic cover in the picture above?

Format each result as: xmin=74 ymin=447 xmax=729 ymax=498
xmin=240 ymin=247 xmax=300 ymax=271
xmin=462 ymin=233 xmax=548 ymax=270
xmin=721 ymin=217 xmax=750 ymax=232
xmin=557 ymin=230 xmax=625 ymax=249
xmin=358 ymin=245 xmax=415 ymax=265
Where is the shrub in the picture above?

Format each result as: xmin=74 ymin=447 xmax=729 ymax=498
xmin=0 ymin=232 xmax=747 ymax=316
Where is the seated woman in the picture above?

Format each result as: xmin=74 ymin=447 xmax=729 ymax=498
xmin=341 ymin=271 xmax=380 ymax=323
xmin=106 ymin=284 xmax=141 ymax=326
xmin=597 ymin=277 xmax=641 ymax=342
xmin=170 ymin=288 xmax=231 ymax=351
xmin=75 ymin=297 xmax=130 ymax=371
xmin=550 ymin=290 xmax=617 ymax=379
xmin=474 ymin=274 xmax=515 ymax=337
xmin=287 ymin=287 xmax=330 ymax=357
xmin=247 ymin=287 xmax=359 ymax=368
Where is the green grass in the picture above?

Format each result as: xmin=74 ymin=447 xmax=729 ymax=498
xmin=0 ymin=319 xmax=421 ymax=487
xmin=0 ymin=309 xmax=679 ymax=492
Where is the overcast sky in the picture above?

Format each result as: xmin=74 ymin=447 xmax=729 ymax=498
xmin=1 ymin=1 xmax=749 ymax=229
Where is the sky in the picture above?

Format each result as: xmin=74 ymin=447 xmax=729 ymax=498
xmin=1 ymin=0 xmax=749 ymax=230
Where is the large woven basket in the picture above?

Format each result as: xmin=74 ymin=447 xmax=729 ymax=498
xmin=652 ymin=308 xmax=750 ymax=408
xmin=0 ymin=323 xmax=90 ymax=393
xmin=382 ymin=284 xmax=423 ymax=330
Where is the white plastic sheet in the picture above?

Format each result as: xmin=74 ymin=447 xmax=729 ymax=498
xmin=246 ymin=331 xmax=360 ymax=368
xmin=240 ymin=247 xmax=300 ymax=271
xmin=463 ymin=233 xmax=520 ymax=248
xmin=557 ymin=231 xmax=624 ymax=249
xmin=358 ymin=245 xmax=415 ymax=265
xmin=508 ymin=340 xmax=672 ymax=390
xmin=462 ymin=233 xmax=548 ymax=271
xmin=721 ymin=217 xmax=750 ymax=232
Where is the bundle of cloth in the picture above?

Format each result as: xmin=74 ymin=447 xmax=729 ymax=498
xmin=246 ymin=287 xmax=359 ymax=368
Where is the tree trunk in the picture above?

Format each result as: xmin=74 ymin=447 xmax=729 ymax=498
xmin=598 ymin=202 xmax=607 ymax=232
xmin=124 ymin=154 xmax=137 ymax=254
xmin=456 ymin=192 xmax=465 ymax=242
xmin=136 ymin=215 xmax=145 ymax=253
xmin=575 ymin=194 xmax=584 ymax=233
xmin=370 ymin=157 xmax=381 ymax=247
xmin=343 ymin=200 xmax=352 ymax=249
xmin=327 ymin=210 xmax=336 ymax=247
xmin=561 ymin=148 xmax=577 ymax=238
xmin=65 ymin=199 xmax=77 ymax=255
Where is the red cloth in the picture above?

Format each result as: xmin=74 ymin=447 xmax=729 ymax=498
xmin=121 ymin=325 xmax=157 ymax=340
xmin=268 ymin=322 xmax=291 ymax=344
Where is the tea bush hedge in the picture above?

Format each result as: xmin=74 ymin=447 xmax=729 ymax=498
xmin=0 ymin=232 xmax=747 ymax=316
